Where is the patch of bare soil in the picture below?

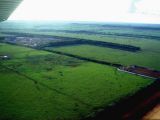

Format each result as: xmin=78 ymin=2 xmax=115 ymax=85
xmin=142 ymin=104 xmax=160 ymax=120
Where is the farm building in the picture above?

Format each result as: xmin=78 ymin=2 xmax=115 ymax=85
xmin=0 ymin=55 xmax=10 ymax=60
xmin=118 ymin=65 xmax=160 ymax=79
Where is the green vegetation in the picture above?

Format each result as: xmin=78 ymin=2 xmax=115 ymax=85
xmin=0 ymin=43 xmax=153 ymax=120
xmin=51 ymin=44 xmax=160 ymax=70
xmin=0 ymin=21 xmax=159 ymax=120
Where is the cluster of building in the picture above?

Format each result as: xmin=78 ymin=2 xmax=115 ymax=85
xmin=118 ymin=65 xmax=160 ymax=80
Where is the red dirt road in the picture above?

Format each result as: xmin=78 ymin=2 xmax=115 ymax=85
xmin=123 ymin=90 xmax=160 ymax=119
xmin=142 ymin=104 xmax=160 ymax=120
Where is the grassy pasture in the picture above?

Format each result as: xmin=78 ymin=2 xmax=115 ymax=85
xmin=0 ymin=21 xmax=159 ymax=119
xmin=0 ymin=43 xmax=153 ymax=120
xmin=51 ymin=44 xmax=160 ymax=70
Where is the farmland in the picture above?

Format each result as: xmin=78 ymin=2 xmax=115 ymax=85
xmin=0 ymin=21 xmax=160 ymax=119
xmin=51 ymin=44 xmax=160 ymax=70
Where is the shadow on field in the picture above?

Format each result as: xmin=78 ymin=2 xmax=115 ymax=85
xmin=85 ymin=80 xmax=160 ymax=120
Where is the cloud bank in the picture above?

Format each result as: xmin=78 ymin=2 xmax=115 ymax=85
xmin=9 ymin=0 xmax=160 ymax=24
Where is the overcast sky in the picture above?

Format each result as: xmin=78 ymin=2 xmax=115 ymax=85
xmin=9 ymin=0 xmax=160 ymax=24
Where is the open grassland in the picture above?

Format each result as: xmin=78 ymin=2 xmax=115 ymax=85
xmin=0 ymin=43 xmax=153 ymax=120
xmin=0 ymin=68 xmax=89 ymax=120
xmin=1 ymin=22 xmax=160 ymax=70
xmin=51 ymin=43 xmax=160 ymax=70
xmin=1 ymin=21 xmax=160 ymax=47
xmin=2 ymin=29 xmax=160 ymax=46
xmin=0 ymin=21 xmax=159 ymax=119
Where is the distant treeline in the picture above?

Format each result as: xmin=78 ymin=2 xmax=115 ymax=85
xmin=101 ymin=24 xmax=160 ymax=31
xmin=70 ymin=23 xmax=160 ymax=31
xmin=36 ymin=29 xmax=160 ymax=41
xmin=3 ymin=32 xmax=141 ymax=52
xmin=0 ymin=37 xmax=5 ymax=41
xmin=43 ymin=39 xmax=141 ymax=52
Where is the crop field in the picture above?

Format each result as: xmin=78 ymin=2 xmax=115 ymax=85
xmin=51 ymin=44 xmax=160 ymax=70
xmin=0 ymin=21 xmax=159 ymax=119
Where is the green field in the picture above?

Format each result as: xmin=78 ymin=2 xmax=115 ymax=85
xmin=0 ymin=21 xmax=159 ymax=120
xmin=51 ymin=44 xmax=160 ymax=70
xmin=0 ymin=43 xmax=153 ymax=120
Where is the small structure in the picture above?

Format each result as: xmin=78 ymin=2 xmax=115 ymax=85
xmin=118 ymin=65 xmax=160 ymax=79
xmin=0 ymin=55 xmax=10 ymax=60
